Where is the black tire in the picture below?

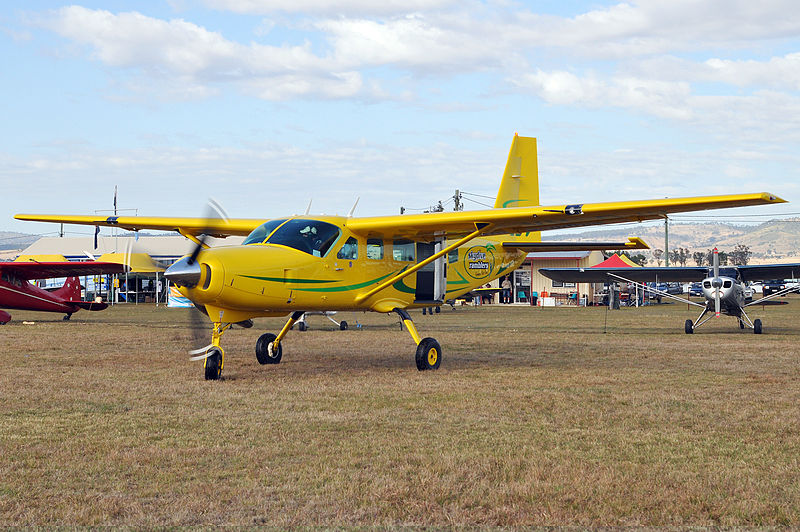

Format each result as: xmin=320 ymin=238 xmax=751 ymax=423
xmin=434 ymin=306 xmax=441 ymax=314
xmin=415 ymin=337 xmax=442 ymax=371
xmin=739 ymin=320 xmax=745 ymax=329
xmin=63 ymin=314 xmax=72 ymax=321
xmin=339 ymin=320 xmax=348 ymax=331
xmin=204 ymin=347 xmax=223 ymax=380
xmin=754 ymin=319 xmax=763 ymax=335
xmin=298 ymin=322 xmax=307 ymax=332
xmin=684 ymin=319 xmax=694 ymax=334
xmin=255 ymin=333 xmax=282 ymax=364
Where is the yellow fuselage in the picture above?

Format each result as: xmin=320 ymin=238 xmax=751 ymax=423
xmin=179 ymin=216 xmax=527 ymax=323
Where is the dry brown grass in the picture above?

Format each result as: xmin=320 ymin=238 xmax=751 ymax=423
xmin=1 ymin=299 xmax=799 ymax=526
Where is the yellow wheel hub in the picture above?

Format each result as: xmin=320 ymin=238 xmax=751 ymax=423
xmin=427 ymin=347 xmax=438 ymax=366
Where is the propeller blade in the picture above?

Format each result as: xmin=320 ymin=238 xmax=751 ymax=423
xmin=713 ymin=247 xmax=719 ymax=279
xmin=715 ymin=289 xmax=721 ymax=317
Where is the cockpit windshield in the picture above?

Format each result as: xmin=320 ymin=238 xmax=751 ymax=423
xmin=243 ymin=219 xmax=288 ymax=245
xmin=265 ymin=219 xmax=341 ymax=257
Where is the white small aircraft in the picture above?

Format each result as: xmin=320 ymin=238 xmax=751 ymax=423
xmin=540 ymin=248 xmax=800 ymax=334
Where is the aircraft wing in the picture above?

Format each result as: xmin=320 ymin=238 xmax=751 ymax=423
xmin=13 ymin=214 xmax=262 ymax=238
xmin=736 ymin=263 xmax=800 ymax=282
xmin=0 ymin=261 xmax=126 ymax=280
xmin=345 ymin=193 xmax=784 ymax=239
xmin=539 ymin=266 xmax=708 ymax=283
xmin=17 ymin=192 xmax=783 ymax=240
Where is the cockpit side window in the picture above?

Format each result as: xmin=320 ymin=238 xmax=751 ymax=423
xmin=366 ymin=239 xmax=383 ymax=260
xmin=243 ymin=219 xmax=287 ymax=245
xmin=337 ymin=237 xmax=359 ymax=260
xmin=266 ymin=219 xmax=341 ymax=257
xmin=723 ymin=280 xmax=732 ymax=288
xmin=392 ymin=239 xmax=415 ymax=262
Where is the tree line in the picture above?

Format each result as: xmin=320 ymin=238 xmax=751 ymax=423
xmin=623 ymin=244 xmax=752 ymax=267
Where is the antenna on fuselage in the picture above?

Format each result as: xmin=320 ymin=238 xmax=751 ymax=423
xmin=304 ymin=199 xmax=312 ymax=215
xmin=348 ymin=197 xmax=360 ymax=218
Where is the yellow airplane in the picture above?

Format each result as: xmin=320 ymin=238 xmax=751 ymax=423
xmin=16 ymin=135 xmax=785 ymax=380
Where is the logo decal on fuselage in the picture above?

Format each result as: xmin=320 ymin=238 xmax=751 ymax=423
xmin=464 ymin=245 xmax=495 ymax=280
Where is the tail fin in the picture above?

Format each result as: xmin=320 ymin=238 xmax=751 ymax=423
xmin=494 ymin=134 xmax=539 ymax=209
xmin=53 ymin=276 xmax=82 ymax=302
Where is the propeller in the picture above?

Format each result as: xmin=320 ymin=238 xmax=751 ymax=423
xmin=712 ymin=247 xmax=721 ymax=317
xmin=162 ymin=199 xmax=230 ymax=360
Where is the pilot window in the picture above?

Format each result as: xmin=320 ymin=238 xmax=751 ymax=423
xmin=337 ymin=237 xmax=359 ymax=260
xmin=366 ymin=238 xmax=383 ymax=260
xmin=703 ymin=281 xmax=712 ymax=288
xmin=265 ymin=219 xmax=341 ymax=257
xmin=243 ymin=219 xmax=287 ymax=245
xmin=723 ymin=280 xmax=732 ymax=288
xmin=393 ymin=239 xmax=415 ymax=262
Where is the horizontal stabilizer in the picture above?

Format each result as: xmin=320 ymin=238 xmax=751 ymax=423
xmin=504 ymin=237 xmax=648 ymax=252
xmin=68 ymin=301 xmax=109 ymax=311
xmin=540 ymin=266 xmax=707 ymax=283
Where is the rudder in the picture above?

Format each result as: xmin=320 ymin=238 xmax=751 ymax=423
xmin=494 ymin=134 xmax=539 ymax=209
xmin=52 ymin=276 xmax=82 ymax=302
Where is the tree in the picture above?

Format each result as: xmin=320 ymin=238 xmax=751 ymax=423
xmin=652 ymin=248 xmax=664 ymax=266
xmin=678 ymin=247 xmax=690 ymax=266
xmin=624 ymin=252 xmax=648 ymax=266
xmin=693 ymin=251 xmax=705 ymax=266
xmin=669 ymin=249 xmax=680 ymax=266
xmin=729 ymin=243 xmax=752 ymax=265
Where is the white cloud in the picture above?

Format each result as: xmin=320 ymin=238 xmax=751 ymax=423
xmin=201 ymin=0 xmax=456 ymax=16
xmin=39 ymin=6 xmax=365 ymax=100
xmin=511 ymin=70 xmax=694 ymax=120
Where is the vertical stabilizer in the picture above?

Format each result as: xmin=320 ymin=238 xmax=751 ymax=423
xmin=494 ymin=134 xmax=539 ymax=209
xmin=53 ymin=276 xmax=82 ymax=302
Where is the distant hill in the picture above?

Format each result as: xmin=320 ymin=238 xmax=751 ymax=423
xmin=543 ymin=218 xmax=800 ymax=263
xmin=0 ymin=231 xmax=39 ymax=251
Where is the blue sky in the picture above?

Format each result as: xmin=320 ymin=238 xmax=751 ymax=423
xmin=3 ymin=0 xmax=800 ymax=238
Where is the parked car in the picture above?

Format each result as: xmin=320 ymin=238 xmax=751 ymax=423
xmin=689 ymin=282 xmax=703 ymax=297
xmin=762 ymin=279 xmax=788 ymax=296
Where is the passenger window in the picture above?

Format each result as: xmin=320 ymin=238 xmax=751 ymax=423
xmin=448 ymin=248 xmax=458 ymax=263
xmin=392 ymin=239 xmax=415 ymax=262
xmin=367 ymin=239 xmax=383 ymax=260
xmin=337 ymin=237 xmax=359 ymax=260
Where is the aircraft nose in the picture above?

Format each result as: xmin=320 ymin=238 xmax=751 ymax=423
xmin=165 ymin=256 xmax=202 ymax=288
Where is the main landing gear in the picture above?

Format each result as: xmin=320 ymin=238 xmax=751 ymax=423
xmin=199 ymin=308 xmax=442 ymax=380
xmin=684 ymin=307 xmax=763 ymax=335
xmin=255 ymin=311 xmax=304 ymax=367
xmin=394 ymin=308 xmax=441 ymax=370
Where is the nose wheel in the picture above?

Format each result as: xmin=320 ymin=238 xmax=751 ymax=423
xmin=204 ymin=347 xmax=224 ymax=380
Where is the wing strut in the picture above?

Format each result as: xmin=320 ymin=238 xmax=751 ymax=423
xmin=606 ymin=272 xmax=705 ymax=308
xmin=354 ymin=224 xmax=491 ymax=305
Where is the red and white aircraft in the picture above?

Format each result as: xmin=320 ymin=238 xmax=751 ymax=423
xmin=0 ymin=260 xmax=125 ymax=324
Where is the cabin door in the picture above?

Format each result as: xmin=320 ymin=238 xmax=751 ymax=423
xmin=415 ymin=240 xmax=446 ymax=303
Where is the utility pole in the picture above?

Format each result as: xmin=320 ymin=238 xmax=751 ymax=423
xmin=664 ymin=216 xmax=670 ymax=267
xmin=453 ymin=189 xmax=463 ymax=211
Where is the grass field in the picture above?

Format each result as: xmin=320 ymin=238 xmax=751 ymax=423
xmin=2 ymin=299 xmax=799 ymax=526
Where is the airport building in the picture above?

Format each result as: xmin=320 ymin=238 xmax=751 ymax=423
xmin=506 ymin=250 xmax=605 ymax=305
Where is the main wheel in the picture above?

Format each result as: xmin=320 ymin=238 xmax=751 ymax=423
xmin=63 ymin=313 xmax=72 ymax=321
xmin=339 ymin=320 xmax=348 ymax=330
xmin=739 ymin=320 xmax=745 ymax=329
xmin=754 ymin=319 xmax=763 ymax=335
xmin=255 ymin=333 xmax=282 ymax=364
xmin=684 ymin=319 xmax=694 ymax=334
xmin=204 ymin=347 xmax=223 ymax=380
xmin=298 ymin=321 xmax=307 ymax=332
xmin=415 ymin=337 xmax=442 ymax=371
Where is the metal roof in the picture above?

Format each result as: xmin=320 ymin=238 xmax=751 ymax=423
xmin=19 ymin=235 xmax=244 ymax=261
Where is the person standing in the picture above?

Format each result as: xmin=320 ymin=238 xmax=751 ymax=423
xmin=501 ymin=276 xmax=512 ymax=304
